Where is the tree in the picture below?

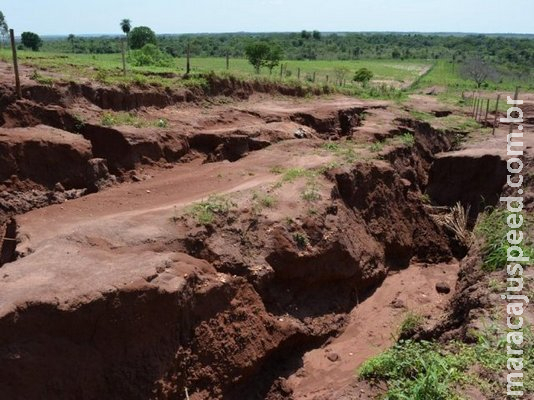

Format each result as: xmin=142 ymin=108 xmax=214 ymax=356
xmin=266 ymin=44 xmax=283 ymax=75
xmin=21 ymin=31 xmax=42 ymax=51
xmin=67 ymin=34 xmax=75 ymax=52
xmin=312 ymin=30 xmax=321 ymax=40
xmin=334 ymin=66 xmax=350 ymax=86
xmin=460 ymin=56 xmax=497 ymax=88
xmin=120 ymin=19 xmax=131 ymax=51
xmin=129 ymin=26 xmax=157 ymax=50
xmin=0 ymin=11 xmax=8 ymax=48
xmin=301 ymin=30 xmax=311 ymax=39
xmin=353 ymin=67 xmax=374 ymax=86
xmin=131 ymin=43 xmax=174 ymax=67
xmin=244 ymin=42 xmax=271 ymax=73
xmin=244 ymin=42 xmax=283 ymax=74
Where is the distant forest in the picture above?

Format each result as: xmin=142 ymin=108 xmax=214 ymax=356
xmin=42 ymin=32 xmax=533 ymax=70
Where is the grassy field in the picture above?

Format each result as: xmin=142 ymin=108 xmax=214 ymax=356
xmin=0 ymin=49 xmax=430 ymax=89
xmin=0 ymin=50 xmax=528 ymax=106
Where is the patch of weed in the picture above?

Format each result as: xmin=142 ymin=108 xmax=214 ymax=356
xmin=400 ymin=132 xmax=415 ymax=147
xmin=370 ymin=141 xmax=385 ymax=153
xmin=293 ymin=232 xmax=309 ymax=249
xmin=398 ymin=312 xmax=425 ymax=337
xmin=186 ymin=195 xmax=235 ymax=225
xmin=476 ymin=208 xmax=534 ymax=271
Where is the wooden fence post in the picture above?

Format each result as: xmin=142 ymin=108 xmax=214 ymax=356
xmin=492 ymin=94 xmax=501 ymax=136
xmin=312 ymin=71 xmax=316 ymax=82
xmin=185 ymin=42 xmax=191 ymax=76
xmin=297 ymin=67 xmax=300 ymax=80
xmin=121 ymin=38 xmax=127 ymax=76
xmin=225 ymin=51 xmax=229 ymax=70
xmin=509 ymin=86 xmax=520 ymax=134
xmin=9 ymin=29 xmax=21 ymax=99
xmin=484 ymin=98 xmax=490 ymax=124
xmin=326 ymin=75 xmax=329 ymax=84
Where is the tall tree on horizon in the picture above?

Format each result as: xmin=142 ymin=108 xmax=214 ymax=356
xmin=67 ymin=34 xmax=75 ymax=52
xmin=120 ymin=18 xmax=132 ymax=53
xmin=0 ymin=11 xmax=8 ymax=49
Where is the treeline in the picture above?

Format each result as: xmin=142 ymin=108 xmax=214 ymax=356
xmin=42 ymin=32 xmax=534 ymax=68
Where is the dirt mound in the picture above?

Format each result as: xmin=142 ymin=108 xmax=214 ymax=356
xmin=0 ymin=125 xmax=101 ymax=189
xmin=334 ymin=161 xmax=452 ymax=267
xmin=427 ymin=149 xmax=507 ymax=215
xmin=80 ymin=124 xmax=190 ymax=171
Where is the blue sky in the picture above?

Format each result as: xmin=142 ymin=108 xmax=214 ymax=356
xmin=2 ymin=0 xmax=533 ymax=35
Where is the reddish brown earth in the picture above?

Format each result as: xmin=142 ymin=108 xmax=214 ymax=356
xmin=0 ymin=67 xmax=532 ymax=399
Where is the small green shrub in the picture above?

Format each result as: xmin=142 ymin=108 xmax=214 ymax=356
xmin=301 ymin=182 xmax=321 ymax=203
xmin=370 ymin=141 xmax=385 ymax=153
xmin=131 ymin=43 xmax=174 ymax=67
xmin=252 ymin=191 xmax=277 ymax=211
xmin=293 ymin=232 xmax=309 ymax=249
xmin=156 ymin=118 xmax=168 ymax=128
xmin=30 ymin=70 xmax=54 ymax=85
xmin=282 ymin=167 xmax=310 ymax=182
xmin=400 ymin=132 xmax=415 ymax=147
xmin=186 ymin=195 xmax=235 ymax=225
xmin=398 ymin=312 xmax=424 ymax=337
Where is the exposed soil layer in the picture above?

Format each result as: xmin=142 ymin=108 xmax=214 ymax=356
xmin=0 ymin=81 xmax=379 ymax=230
xmin=0 ymin=74 xmax=528 ymax=399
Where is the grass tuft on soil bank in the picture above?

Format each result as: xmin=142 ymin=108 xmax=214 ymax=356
xmin=476 ymin=208 xmax=534 ymax=272
xmin=359 ymin=325 xmax=534 ymax=399
xmin=185 ymin=195 xmax=236 ymax=225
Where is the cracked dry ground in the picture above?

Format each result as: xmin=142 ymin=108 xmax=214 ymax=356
xmin=0 ymin=74 xmax=532 ymax=399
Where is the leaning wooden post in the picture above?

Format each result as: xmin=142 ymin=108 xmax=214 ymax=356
xmin=297 ymin=67 xmax=301 ymax=80
xmin=492 ymin=94 xmax=501 ymax=135
xmin=484 ymin=98 xmax=490 ymax=124
xmin=509 ymin=86 xmax=520 ymax=134
xmin=312 ymin=71 xmax=316 ymax=82
xmin=479 ymin=99 xmax=485 ymax=121
xmin=121 ymin=38 xmax=127 ymax=76
xmin=473 ymin=97 xmax=479 ymax=119
xmin=471 ymin=95 xmax=477 ymax=116
xmin=9 ymin=29 xmax=21 ymax=99
xmin=326 ymin=75 xmax=329 ymax=84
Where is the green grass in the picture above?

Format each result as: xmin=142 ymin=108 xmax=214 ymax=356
xmin=399 ymin=132 xmax=415 ymax=147
xmin=301 ymin=182 xmax=321 ymax=203
xmin=409 ymin=109 xmax=485 ymax=133
xmin=370 ymin=141 xmax=386 ymax=153
xmin=414 ymin=60 xmax=528 ymax=92
xmin=412 ymin=60 xmax=531 ymax=115
xmin=322 ymin=141 xmax=362 ymax=163
xmin=359 ymin=340 xmax=468 ymax=400
xmin=100 ymin=111 xmax=168 ymax=128
xmin=293 ymin=232 xmax=309 ymax=249
xmin=475 ymin=208 xmax=534 ymax=271
xmin=251 ymin=191 xmax=277 ymax=212
xmin=185 ymin=195 xmax=235 ymax=225
xmin=398 ymin=312 xmax=424 ymax=337
xmin=281 ymin=167 xmax=312 ymax=183
xmin=359 ymin=323 xmax=534 ymax=399
xmin=0 ymin=49 xmax=429 ymax=91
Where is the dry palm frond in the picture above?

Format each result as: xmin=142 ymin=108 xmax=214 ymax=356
xmin=432 ymin=202 xmax=473 ymax=247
